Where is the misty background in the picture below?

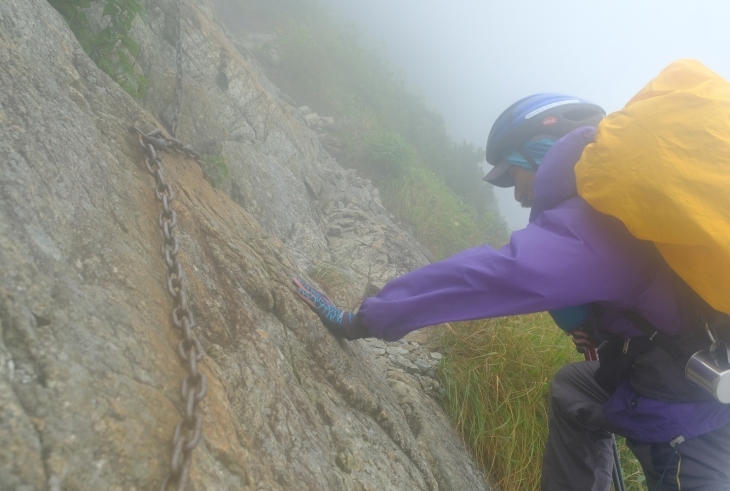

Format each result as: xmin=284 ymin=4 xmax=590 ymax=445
xmin=323 ymin=0 xmax=730 ymax=230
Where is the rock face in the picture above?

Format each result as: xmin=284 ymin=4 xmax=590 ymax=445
xmin=0 ymin=0 xmax=491 ymax=489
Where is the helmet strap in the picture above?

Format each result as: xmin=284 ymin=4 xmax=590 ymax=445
xmin=518 ymin=147 xmax=540 ymax=171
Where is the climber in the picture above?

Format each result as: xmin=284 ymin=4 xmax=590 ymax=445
xmin=293 ymin=92 xmax=730 ymax=490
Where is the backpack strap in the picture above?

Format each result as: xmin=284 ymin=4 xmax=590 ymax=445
xmin=622 ymin=310 xmax=695 ymax=363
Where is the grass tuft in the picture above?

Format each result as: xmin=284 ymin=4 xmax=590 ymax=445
xmin=438 ymin=315 xmax=644 ymax=491
xmin=380 ymin=165 xmax=507 ymax=259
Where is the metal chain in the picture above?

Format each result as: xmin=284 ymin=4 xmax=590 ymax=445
xmin=171 ymin=0 xmax=183 ymax=138
xmin=129 ymin=126 xmax=207 ymax=491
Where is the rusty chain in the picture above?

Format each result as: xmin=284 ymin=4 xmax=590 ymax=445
xmin=129 ymin=126 xmax=207 ymax=491
xmin=171 ymin=0 xmax=183 ymax=138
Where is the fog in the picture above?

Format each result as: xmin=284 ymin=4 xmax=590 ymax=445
xmin=324 ymin=0 xmax=730 ymax=230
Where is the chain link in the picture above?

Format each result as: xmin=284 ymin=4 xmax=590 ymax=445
xmin=129 ymin=126 xmax=208 ymax=491
xmin=171 ymin=0 xmax=183 ymax=138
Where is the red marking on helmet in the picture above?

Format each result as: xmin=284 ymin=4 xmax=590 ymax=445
xmin=542 ymin=116 xmax=558 ymax=126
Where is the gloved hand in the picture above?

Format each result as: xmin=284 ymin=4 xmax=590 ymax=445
xmin=567 ymin=325 xmax=593 ymax=354
xmin=292 ymin=277 xmax=370 ymax=340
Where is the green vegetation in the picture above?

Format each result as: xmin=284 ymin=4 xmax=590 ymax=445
xmin=201 ymin=154 xmax=230 ymax=188
xmin=43 ymin=0 xmax=637 ymax=486
xmin=226 ymin=0 xmax=508 ymax=258
xmin=380 ymin=166 xmax=506 ymax=259
xmin=356 ymin=131 xmax=505 ymax=257
xmin=272 ymin=14 xmax=503 ymax=243
xmin=49 ymin=0 xmax=148 ymax=97
xmin=439 ymin=315 xmax=644 ymax=491
xmin=617 ymin=437 xmax=646 ymax=490
xmin=226 ymin=2 xmax=644 ymax=488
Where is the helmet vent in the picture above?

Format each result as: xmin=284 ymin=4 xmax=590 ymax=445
xmin=485 ymin=94 xmax=605 ymax=166
xmin=563 ymin=108 xmax=603 ymax=122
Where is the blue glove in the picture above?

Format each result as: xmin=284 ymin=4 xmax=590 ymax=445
xmin=292 ymin=277 xmax=370 ymax=340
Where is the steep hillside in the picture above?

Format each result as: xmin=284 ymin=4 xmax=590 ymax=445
xmin=0 ymin=0 xmax=492 ymax=489
xmin=209 ymin=0 xmax=509 ymax=259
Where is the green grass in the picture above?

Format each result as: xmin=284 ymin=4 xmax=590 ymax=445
xmin=616 ymin=436 xmax=647 ymax=491
xmin=222 ymin=2 xmax=641 ymax=487
xmin=49 ymin=0 xmax=147 ymax=98
xmin=380 ymin=165 xmax=507 ymax=259
xmin=231 ymin=0 xmax=505 ymax=226
xmin=438 ymin=315 xmax=644 ymax=491
xmin=337 ymin=128 xmax=508 ymax=258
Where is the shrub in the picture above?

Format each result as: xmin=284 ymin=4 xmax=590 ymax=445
xmin=363 ymin=131 xmax=417 ymax=179
xmin=381 ymin=166 xmax=505 ymax=258
xmin=48 ymin=0 xmax=148 ymax=98
xmin=252 ymin=1 xmax=501 ymax=222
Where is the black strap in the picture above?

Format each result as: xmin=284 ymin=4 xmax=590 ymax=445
xmin=517 ymin=147 xmax=540 ymax=171
xmin=622 ymin=310 xmax=694 ymax=363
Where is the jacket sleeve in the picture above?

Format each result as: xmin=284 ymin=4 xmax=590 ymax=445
xmin=357 ymin=198 xmax=660 ymax=340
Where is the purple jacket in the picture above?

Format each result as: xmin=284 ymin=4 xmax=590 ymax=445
xmin=358 ymin=127 xmax=730 ymax=442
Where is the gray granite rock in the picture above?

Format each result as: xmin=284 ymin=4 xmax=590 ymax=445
xmin=0 ymin=0 xmax=491 ymax=489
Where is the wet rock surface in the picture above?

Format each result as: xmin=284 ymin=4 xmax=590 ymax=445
xmin=364 ymin=338 xmax=447 ymax=401
xmin=0 ymin=0 xmax=490 ymax=489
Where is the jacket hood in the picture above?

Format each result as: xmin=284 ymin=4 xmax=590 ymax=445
xmin=529 ymin=126 xmax=596 ymax=222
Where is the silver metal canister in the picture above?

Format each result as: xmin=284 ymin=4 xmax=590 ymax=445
xmin=685 ymin=350 xmax=730 ymax=404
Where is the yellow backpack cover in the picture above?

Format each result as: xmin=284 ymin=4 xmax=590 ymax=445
xmin=575 ymin=59 xmax=730 ymax=314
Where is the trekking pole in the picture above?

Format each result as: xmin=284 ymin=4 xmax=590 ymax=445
xmin=611 ymin=434 xmax=626 ymax=491
xmin=584 ymin=341 xmax=626 ymax=491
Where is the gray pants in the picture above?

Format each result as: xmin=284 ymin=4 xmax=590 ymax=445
xmin=541 ymin=361 xmax=730 ymax=491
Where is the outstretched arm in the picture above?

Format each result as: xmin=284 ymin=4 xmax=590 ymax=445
xmin=357 ymin=200 xmax=652 ymax=340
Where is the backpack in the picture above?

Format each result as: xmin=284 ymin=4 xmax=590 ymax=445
xmin=575 ymin=59 xmax=730 ymax=315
